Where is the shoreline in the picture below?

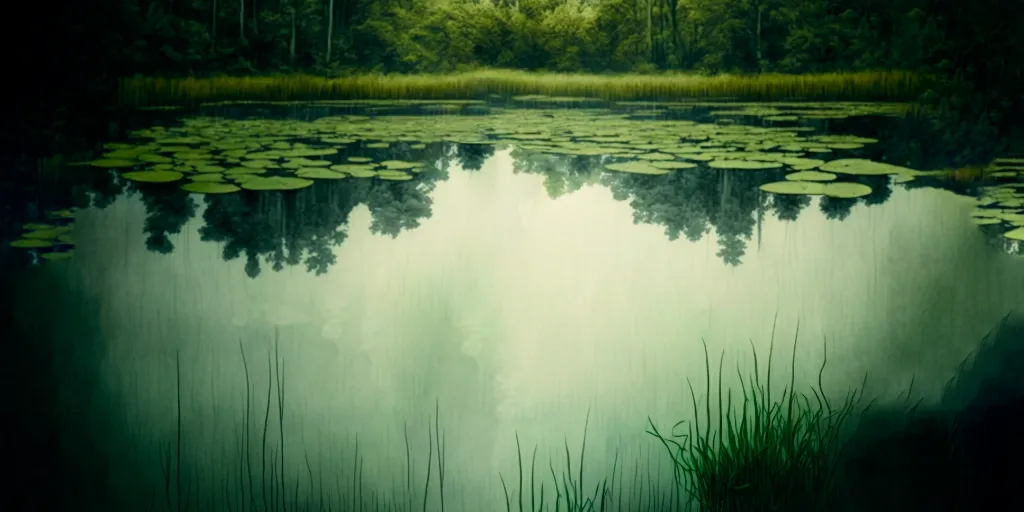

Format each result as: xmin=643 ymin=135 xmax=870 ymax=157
xmin=118 ymin=69 xmax=928 ymax=109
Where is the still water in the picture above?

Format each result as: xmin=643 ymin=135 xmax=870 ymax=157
xmin=7 ymin=102 xmax=1024 ymax=510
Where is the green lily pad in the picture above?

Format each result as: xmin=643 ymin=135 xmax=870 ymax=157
xmin=195 ymin=165 xmax=226 ymax=173
xmin=240 ymin=160 xmax=275 ymax=169
xmin=138 ymin=153 xmax=173 ymax=163
xmin=604 ymin=161 xmax=670 ymax=175
xmin=296 ymin=168 xmax=348 ymax=179
xmin=23 ymin=223 xmax=54 ymax=230
xmin=651 ymin=161 xmax=698 ymax=170
xmin=57 ymin=234 xmax=74 ymax=244
xmin=760 ymin=181 xmax=828 ymax=195
xmin=189 ymin=173 xmax=225 ymax=182
xmin=10 ymin=238 xmax=52 ymax=248
xmin=90 ymin=158 xmax=136 ymax=168
xmin=283 ymin=148 xmax=338 ymax=157
xmin=379 ymin=160 xmax=425 ymax=170
xmin=123 ymin=170 xmax=184 ymax=183
xmin=994 ymin=158 xmax=1024 ymax=165
xmin=971 ymin=217 xmax=1003 ymax=225
xmin=786 ymin=171 xmax=837 ymax=182
xmin=330 ymin=164 xmax=377 ymax=174
xmin=636 ymin=153 xmax=677 ymax=161
xmin=365 ymin=142 xmax=390 ymax=149
xmin=41 ymin=251 xmax=73 ymax=261
xmin=822 ymin=182 xmax=872 ymax=198
xmin=708 ymin=160 xmax=783 ymax=170
xmin=819 ymin=158 xmax=913 ymax=176
xmin=782 ymin=158 xmax=826 ymax=170
xmin=239 ymin=177 xmax=314 ymax=191
xmin=49 ymin=210 xmax=76 ymax=219
xmin=377 ymin=171 xmax=413 ymax=181
xmin=23 ymin=228 xmax=67 ymax=239
xmin=1004 ymin=227 xmax=1024 ymax=241
xmin=321 ymin=137 xmax=356 ymax=144
xmin=348 ymin=157 xmax=373 ymax=163
xmin=182 ymin=182 xmax=240 ymax=194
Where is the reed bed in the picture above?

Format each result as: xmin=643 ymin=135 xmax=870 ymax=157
xmin=647 ymin=322 xmax=861 ymax=511
xmin=117 ymin=69 xmax=929 ymax=108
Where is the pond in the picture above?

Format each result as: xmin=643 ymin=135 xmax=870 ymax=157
xmin=5 ymin=99 xmax=1024 ymax=511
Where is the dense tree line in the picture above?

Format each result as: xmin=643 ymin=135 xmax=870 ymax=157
xmin=29 ymin=0 xmax=1007 ymax=76
xmin=8 ymin=0 xmax=1023 ymax=157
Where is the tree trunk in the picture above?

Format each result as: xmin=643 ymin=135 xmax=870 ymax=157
xmin=253 ymin=0 xmax=259 ymax=35
xmin=326 ymin=0 xmax=334 ymax=64
xmin=211 ymin=0 xmax=218 ymax=55
xmin=647 ymin=0 xmax=653 ymax=63
xmin=289 ymin=3 xmax=297 ymax=67
xmin=756 ymin=5 xmax=763 ymax=71
xmin=239 ymin=0 xmax=244 ymax=41
xmin=668 ymin=0 xmax=682 ymax=67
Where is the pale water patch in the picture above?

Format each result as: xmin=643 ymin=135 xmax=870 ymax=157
xmin=35 ymin=148 xmax=1024 ymax=509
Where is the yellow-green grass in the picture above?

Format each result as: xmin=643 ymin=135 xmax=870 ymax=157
xmin=118 ymin=69 xmax=930 ymax=108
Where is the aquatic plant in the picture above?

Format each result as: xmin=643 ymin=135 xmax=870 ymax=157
xmin=647 ymin=321 xmax=861 ymax=512
xmin=118 ymin=70 xmax=927 ymax=108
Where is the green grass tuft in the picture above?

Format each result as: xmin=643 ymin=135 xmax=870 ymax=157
xmin=647 ymin=319 xmax=861 ymax=511
xmin=118 ymin=69 xmax=929 ymax=108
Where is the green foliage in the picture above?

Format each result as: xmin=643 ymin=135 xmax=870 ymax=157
xmin=10 ymin=0 xmax=1024 ymax=159
xmin=648 ymin=330 xmax=860 ymax=511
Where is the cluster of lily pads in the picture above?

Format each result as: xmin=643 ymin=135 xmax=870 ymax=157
xmin=12 ymin=103 xmax=1024 ymax=262
xmin=72 ymin=108 xmax=1024 ymax=224
xmin=8 ymin=209 xmax=77 ymax=261
xmin=85 ymin=120 xmax=430 ymax=194
xmin=970 ymin=160 xmax=1024 ymax=241
xmin=615 ymin=100 xmax=911 ymax=121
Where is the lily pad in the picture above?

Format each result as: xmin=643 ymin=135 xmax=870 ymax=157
xmin=379 ymin=160 xmax=424 ymax=170
xmin=195 ymin=165 xmax=226 ymax=173
xmin=138 ymin=153 xmax=173 ymax=163
xmin=239 ymin=177 xmax=314 ymax=191
xmin=786 ymin=171 xmax=837 ymax=182
xmin=822 ymin=182 xmax=872 ymax=198
xmin=760 ymin=181 xmax=828 ymax=195
xmin=24 ymin=228 xmax=69 ymax=239
xmin=708 ymin=160 xmax=783 ymax=170
xmin=636 ymin=153 xmax=677 ymax=161
xmin=377 ymin=171 xmax=413 ymax=181
xmin=90 ymin=158 xmax=136 ymax=168
xmin=10 ymin=239 xmax=52 ymax=248
xmin=1004 ymin=227 xmax=1024 ymax=241
xmin=41 ymin=251 xmax=73 ymax=261
xmin=819 ymin=158 xmax=913 ymax=176
xmin=240 ymin=160 xmax=275 ymax=169
xmin=182 ymin=182 xmax=240 ymax=194
xmin=296 ymin=168 xmax=348 ymax=179
xmin=123 ymin=170 xmax=184 ymax=183
xmin=348 ymin=157 xmax=373 ymax=163
xmin=604 ymin=161 xmax=671 ymax=175
xmin=189 ymin=173 xmax=225 ymax=182
xmin=971 ymin=217 xmax=1002 ymax=225
xmin=651 ymin=161 xmax=699 ymax=170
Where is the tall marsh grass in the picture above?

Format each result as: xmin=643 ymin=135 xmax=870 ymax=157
xmin=117 ymin=69 xmax=928 ymax=108
xmin=61 ymin=324 xmax=880 ymax=512
xmin=647 ymin=323 xmax=861 ymax=511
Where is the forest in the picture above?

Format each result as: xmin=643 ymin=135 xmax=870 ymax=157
xmin=12 ymin=1 xmax=1024 ymax=136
